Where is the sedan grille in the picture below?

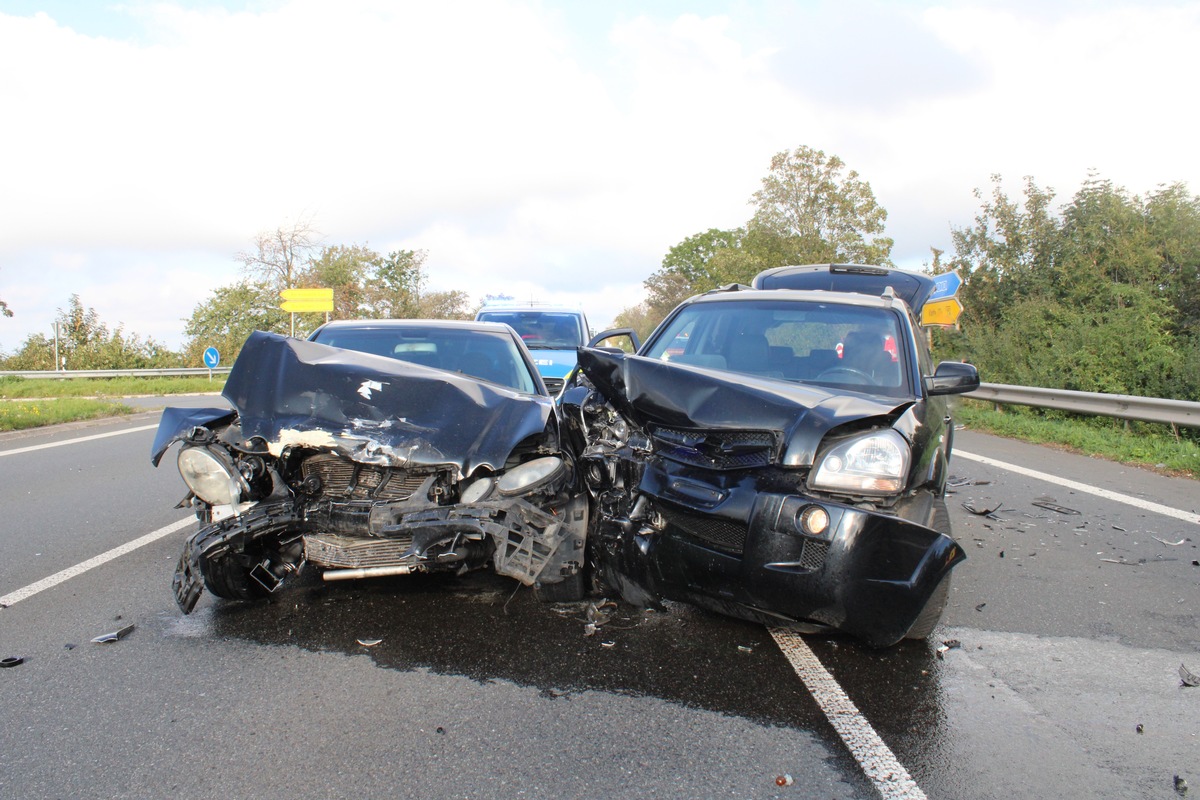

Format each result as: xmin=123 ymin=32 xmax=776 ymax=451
xmin=650 ymin=427 xmax=777 ymax=470
xmin=301 ymin=454 xmax=428 ymax=500
xmin=303 ymin=532 xmax=415 ymax=569
xmin=542 ymin=376 xmax=565 ymax=395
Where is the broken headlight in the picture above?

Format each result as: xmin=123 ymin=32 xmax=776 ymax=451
xmin=177 ymin=445 xmax=248 ymax=506
xmin=809 ymin=429 xmax=909 ymax=496
xmin=496 ymin=456 xmax=564 ymax=495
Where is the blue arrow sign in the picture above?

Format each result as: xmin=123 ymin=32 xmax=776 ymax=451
xmin=202 ymin=347 xmax=220 ymax=369
xmin=929 ymin=271 xmax=962 ymax=301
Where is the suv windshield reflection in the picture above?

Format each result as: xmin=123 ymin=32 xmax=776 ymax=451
xmin=644 ymin=299 xmax=910 ymax=396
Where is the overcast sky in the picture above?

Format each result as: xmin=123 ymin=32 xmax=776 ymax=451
xmin=2 ymin=0 xmax=1198 ymax=356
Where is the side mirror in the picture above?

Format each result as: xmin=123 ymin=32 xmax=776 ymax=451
xmin=924 ymin=361 xmax=980 ymax=396
xmin=587 ymin=327 xmax=641 ymax=353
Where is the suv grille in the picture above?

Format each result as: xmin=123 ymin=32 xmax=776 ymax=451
xmin=650 ymin=427 xmax=777 ymax=470
xmin=661 ymin=505 xmax=747 ymax=555
xmin=301 ymin=454 xmax=428 ymax=500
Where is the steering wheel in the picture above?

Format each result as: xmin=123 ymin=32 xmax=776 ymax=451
xmin=816 ymin=366 xmax=878 ymax=385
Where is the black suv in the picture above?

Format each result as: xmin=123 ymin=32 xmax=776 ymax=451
xmin=564 ymin=264 xmax=979 ymax=646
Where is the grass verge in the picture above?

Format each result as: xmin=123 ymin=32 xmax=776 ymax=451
xmin=0 ymin=376 xmax=225 ymax=398
xmin=0 ymin=399 xmax=137 ymax=432
xmin=956 ymin=399 xmax=1200 ymax=479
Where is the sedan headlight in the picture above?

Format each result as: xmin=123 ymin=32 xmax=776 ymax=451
xmin=809 ymin=430 xmax=910 ymax=496
xmin=177 ymin=446 xmax=246 ymax=506
xmin=496 ymin=456 xmax=564 ymax=495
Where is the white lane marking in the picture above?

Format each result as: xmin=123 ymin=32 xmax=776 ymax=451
xmin=954 ymin=449 xmax=1200 ymax=526
xmin=0 ymin=423 xmax=159 ymax=458
xmin=770 ymin=628 xmax=928 ymax=800
xmin=0 ymin=517 xmax=193 ymax=608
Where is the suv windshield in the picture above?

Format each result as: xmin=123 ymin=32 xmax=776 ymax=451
xmin=475 ymin=311 xmax=583 ymax=349
xmin=644 ymin=299 xmax=911 ymax=396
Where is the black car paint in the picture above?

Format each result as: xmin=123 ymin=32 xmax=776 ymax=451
xmin=561 ymin=285 xmax=972 ymax=647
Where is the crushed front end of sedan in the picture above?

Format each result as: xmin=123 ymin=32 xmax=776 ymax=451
xmin=563 ymin=273 xmax=979 ymax=647
xmin=152 ymin=327 xmax=586 ymax=614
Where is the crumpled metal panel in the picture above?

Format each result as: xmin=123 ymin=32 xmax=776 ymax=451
xmin=575 ymin=347 xmax=909 ymax=465
xmin=222 ymin=331 xmax=555 ymax=475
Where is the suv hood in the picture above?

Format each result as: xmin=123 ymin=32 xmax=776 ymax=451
xmin=577 ymin=348 xmax=910 ymax=466
xmin=204 ymin=331 xmax=554 ymax=476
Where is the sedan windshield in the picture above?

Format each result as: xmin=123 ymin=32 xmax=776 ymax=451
xmin=311 ymin=326 xmax=539 ymax=394
xmin=644 ymin=299 xmax=911 ymax=396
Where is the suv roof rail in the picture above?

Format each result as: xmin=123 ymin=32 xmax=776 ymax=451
xmin=703 ymin=283 xmax=751 ymax=296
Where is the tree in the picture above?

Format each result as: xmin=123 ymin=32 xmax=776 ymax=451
xmin=238 ymin=217 xmax=323 ymax=289
xmin=0 ymin=267 xmax=11 ymax=318
xmin=1 ymin=295 xmax=178 ymax=370
xmin=301 ymin=244 xmax=382 ymax=319
xmin=364 ymin=249 xmax=470 ymax=320
xmin=181 ymin=281 xmax=290 ymax=365
xmin=749 ymin=146 xmax=894 ymax=266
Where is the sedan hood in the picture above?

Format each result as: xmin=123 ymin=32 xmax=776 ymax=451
xmin=217 ymin=331 xmax=554 ymax=476
xmin=577 ymin=348 xmax=909 ymax=466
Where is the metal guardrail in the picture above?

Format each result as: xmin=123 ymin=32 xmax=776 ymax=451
xmin=2 ymin=369 xmax=1197 ymax=429
xmin=0 ymin=367 xmax=231 ymax=380
xmin=968 ymin=383 xmax=1200 ymax=429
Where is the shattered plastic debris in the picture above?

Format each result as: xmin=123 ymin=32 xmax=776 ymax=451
xmin=738 ymin=645 xmax=753 ymax=654
xmin=91 ymin=624 xmax=135 ymax=644
xmin=1175 ymin=775 xmax=1188 ymax=796
xmin=975 ymin=603 xmax=987 ymax=612
xmin=601 ymin=640 xmax=616 ymax=648
xmin=936 ymin=640 xmax=961 ymax=659
xmin=585 ymin=600 xmax=616 ymax=626
xmin=1031 ymin=499 xmax=1081 ymax=515
xmin=962 ymin=501 xmax=1003 ymax=515
xmin=1136 ymin=724 xmax=1145 ymax=734
xmin=583 ymin=622 xmax=598 ymax=637
xmin=356 ymin=638 xmax=383 ymax=647
xmin=1153 ymin=537 xmax=1188 ymax=547
xmin=1180 ymin=663 xmax=1200 ymax=687
xmin=775 ymin=774 xmax=794 ymax=787
xmin=0 ymin=657 xmax=23 ymax=668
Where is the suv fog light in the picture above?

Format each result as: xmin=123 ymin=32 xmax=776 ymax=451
xmin=177 ymin=446 xmax=245 ymax=506
xmin=796 ymin=504 xmax=830 ymax=537
xmin=497 ymin=456 xmax=564 ymax=495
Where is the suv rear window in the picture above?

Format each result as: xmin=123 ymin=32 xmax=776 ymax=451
xmin=644 ymin=299 xmax=910 ymax=396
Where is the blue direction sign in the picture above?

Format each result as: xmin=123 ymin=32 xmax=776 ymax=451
xmin=202 ymin=347 xmax=220 ymax=369
xmin=929 ymin=271 xmax=962 ymax=301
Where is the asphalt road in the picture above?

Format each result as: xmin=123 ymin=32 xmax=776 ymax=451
xmin=1 ymin=405 xmax=1196 ymax=799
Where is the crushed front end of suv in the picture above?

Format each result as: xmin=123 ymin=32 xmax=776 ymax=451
xmin=152 ymin=322 xmax=586 ymax=614
xmin=563 ymin=266 xmax=979 ymax=646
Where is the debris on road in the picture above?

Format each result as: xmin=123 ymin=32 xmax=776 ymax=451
xmin=583 ymin=622 xmax=598 ymax=637
xmin=775 ymin=774 xmax=794 ymax=787
xmin=91 ymin=624 xmax=134 ymax=644
xmin=1180 ymin=663 xmax=1200 ymax=687
xmin=1175 ymin=775 xmax=1188 ymax=796
xmin=936 ymin=639 xmax=962 ymax=659
xmin=975 ymin=603 xmax=987 ymax=612
xmin=738 ymin=645 xmax=753 ymax=654
xmin=600 ymin=640 xmax=616 ymax=648
xmin=0 ymin=656 xmax=23 ymax=668
xmin=1153 ymin=537 xmax=1188 ymax=547
xmin=1136 ymin=724 xmax=1144 ymax=734
xmin=963 ymin=501 xmax=1003 ymax=515
xmin=1031 ymin=499 xmax=1081 ymax=515
xmin=356 ymin=638 xmax=382 ymax=647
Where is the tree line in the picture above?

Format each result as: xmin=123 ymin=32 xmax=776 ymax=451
xmin=3 ymin=147 xmax=1198 ymax=409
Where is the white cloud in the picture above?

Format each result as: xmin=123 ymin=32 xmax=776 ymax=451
xmin=2 ymin=0 xmax=1198 ymax=352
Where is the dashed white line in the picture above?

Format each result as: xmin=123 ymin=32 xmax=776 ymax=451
xmin=0 ymin=517 xmax=194 ymax=608
xmin=770 ymin=628 xmax=928 ymax=800
xmin=954 ymin=449 xmax=1200 ymax=526
xmin=0 ymin=423 xmax=159 ymax=458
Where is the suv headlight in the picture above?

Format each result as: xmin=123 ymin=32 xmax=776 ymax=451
xmin=809 ymin=429 xmax=910 ymax=496
xmin=177 ymin=446 xmax=247 ymax=506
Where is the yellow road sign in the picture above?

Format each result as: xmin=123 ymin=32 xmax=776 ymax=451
xmin=280 ymin=287 xmax=333 ymax=301
xmin=279 ymin=287 xmax=333 ymax=313
xmin=921 ymin=297 xmax=963 ymax=326
xmin=281 ymin=299 xmax=334 ymax=313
